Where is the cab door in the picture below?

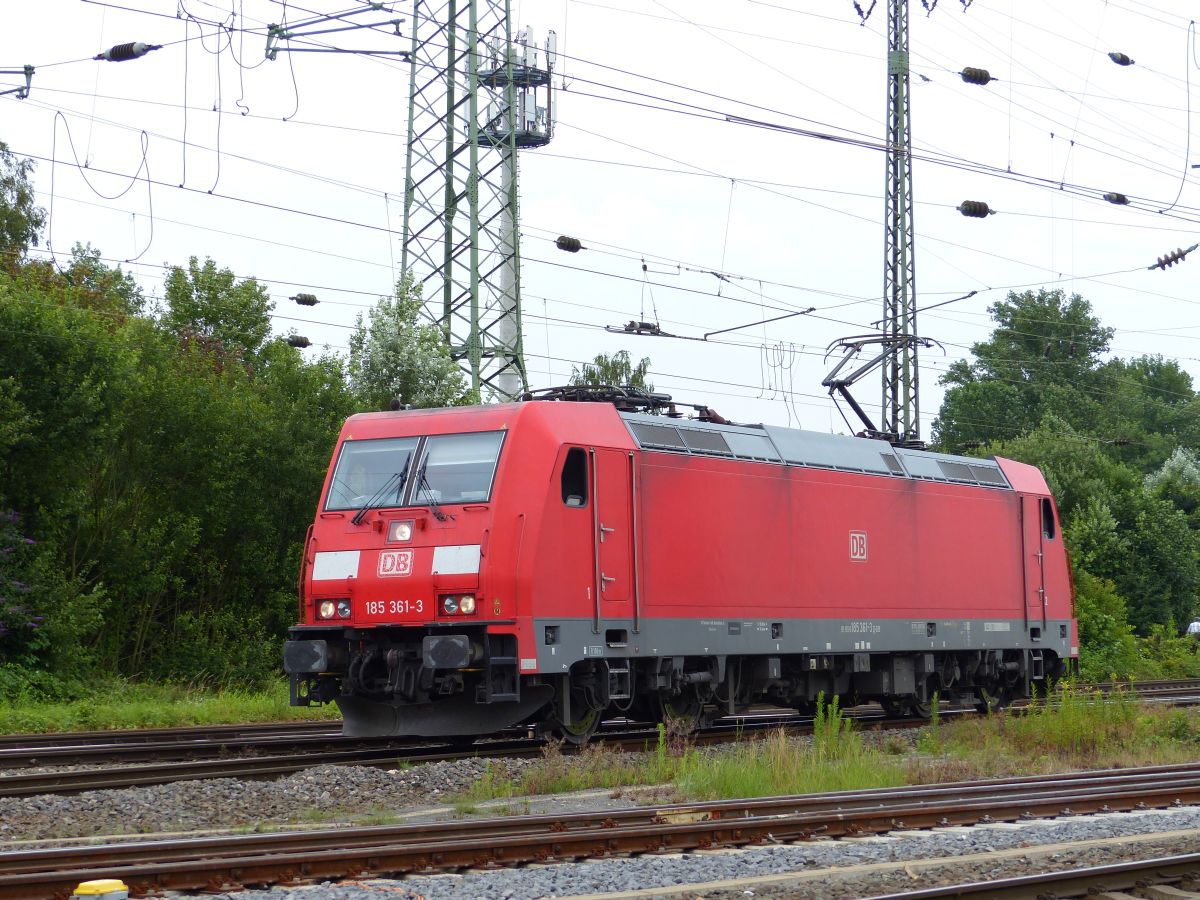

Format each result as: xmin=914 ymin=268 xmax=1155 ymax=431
xmin=592 ymin=448 xmax=635 ymax=625
xmin=1021 ymin=495 xmax=1047 ymax=630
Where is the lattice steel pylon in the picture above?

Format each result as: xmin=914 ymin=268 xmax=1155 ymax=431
xmin=400 ymin=1 xmax=555 ymax=401
xmin=882 ymin=0 xmax=919 ymax=445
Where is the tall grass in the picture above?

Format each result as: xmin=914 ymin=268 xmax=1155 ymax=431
xmin=0 ymin=680 xmax=338 ymax=733
xmin=1005 ymin=680 xmax=1141 ymax=756
xmin=913 ymin=680 xmax=1188 ymax=778
xmin=679 ymin=694 xmax=905 ymax=799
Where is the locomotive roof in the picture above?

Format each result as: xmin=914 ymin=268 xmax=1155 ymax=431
xmin=342 ymin=402 xmax=1014 ymax=491
xmin=619 ymin=411 xmax=1012 ymax=490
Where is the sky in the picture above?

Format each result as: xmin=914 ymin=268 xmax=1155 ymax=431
xmin=3 ymin=0 xmax=1199 ymax=441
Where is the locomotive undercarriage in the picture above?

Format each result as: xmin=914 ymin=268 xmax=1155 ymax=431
xmin=549 ymin=652 xmax=1065 ymax=744
xmin=285 ymin=625 xmax=553 ymax=737
xmin=286 ymin=623 xmax=1067 ymax=739
xmin=544 ymin=646 xmax=1065 ymax=741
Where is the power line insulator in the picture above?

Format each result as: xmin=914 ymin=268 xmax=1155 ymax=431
xmin=1108 ymin=51 xmax=1135 ymax=66
xmin=1103 ymin=192 xmax=1129 ymax=205
xmin=287 ymin=335 xmax=312 ymax=348
xmin=960 ymin=67 xmax=992 ymax=85
xmin=957 ymin=200 xmax=992 ymax=218
xmin=1149 ymin=244 xmax=1198 ymax=271
xmin=291 ymin=293 xmax=319 ymax=306
xmin=555 ymin=235 xmax=583 ymax=253
xmin=94 ymin=42 xmax=162 ymax=62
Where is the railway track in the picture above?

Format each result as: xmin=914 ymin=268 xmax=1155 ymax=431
xmin=1 ymin=676 xmax=1192 ymax=753
xmin=5 ymin=762 xmax=1200 ymax=898
xmin=0 ymin=719 xmax=339 ymax=753
xmin=872 ymin=851 xmax=1200 ymax=898
xmin=3 ymin=679 xmax=1198 ymax=798
xmin=0 ymin=713 xmax=825 ymax=798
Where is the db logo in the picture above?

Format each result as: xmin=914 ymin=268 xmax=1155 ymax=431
xmin=849 ymin=531 xmax=868 ymax=562
xmin=378 ymin=549 xmax=414 ymax=577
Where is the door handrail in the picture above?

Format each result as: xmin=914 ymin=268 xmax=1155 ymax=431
xmin=629 ymin=451 xmax=641 ymax=634
xmin=589 ymin=447 xmax=601 ymax=634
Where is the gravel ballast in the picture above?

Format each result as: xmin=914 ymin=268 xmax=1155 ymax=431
xmin=0 ymin=758 xmax=538 ymax=840
xmin=8 ymin=731 xmax=1200 ymax=899
xmin=207 ymin=808 xmax=1200 ymax=900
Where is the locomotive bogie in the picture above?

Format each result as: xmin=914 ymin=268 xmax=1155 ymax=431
xmin=284 ymin=401 xmax=1078 ymax=738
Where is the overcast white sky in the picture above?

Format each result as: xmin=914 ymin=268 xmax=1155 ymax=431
xmin=3 ymin=0 xmax=1199 ymax=439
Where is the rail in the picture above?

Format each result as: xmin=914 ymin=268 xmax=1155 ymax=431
xmin=6 ymin=762 xmax=1200 ymax=898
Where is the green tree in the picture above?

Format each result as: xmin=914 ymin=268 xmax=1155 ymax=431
xmin=934 ymin=288 xmax=1112 ymax=450
xmin=1147 ymin=447 xmax=1200 ymax=527
xmin=347 ymin=272 xmax=468 ymax=410
xmin=1107 ymin=488 xmax=1200 ymax=633
xmin=569 ymin=350 xmax=652 ymax=389
xmin=0 ymin=249 xmax=357 ymax=691
xmin=62 ymin=243 xmax=144 ymax=316
xmin=986 ymin=417 xmax=1135 ymax=520
xmin=163 ymin=256 xmax=273 ymax=357
xmin=1070 ymin=570 xmax=1142 ymax=681
xmin=0 ymin=141 xmax=45 ymax=262
xmin=1097 ymin=357 xmax=1200 ymax=470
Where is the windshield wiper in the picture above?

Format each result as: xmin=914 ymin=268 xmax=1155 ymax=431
xmin=415 ymin=458 xmax=448 ymax=522
xmin=351 ymin=467 xmax=409 ymax=526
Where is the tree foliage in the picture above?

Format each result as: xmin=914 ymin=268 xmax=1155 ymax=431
xmin=935 ymin=288 xmax=1112 ymax=450
xmin=347 ymin=273 xmax=470 ymax=410
xmin=569 ymin=350 xmax=652 ymax=389
xmin=937 ymin=286 xmax=1200 ymax=671
xmin=163 ymin=256 xmax=273 ymax=358
xmin=0 ymin=144 xmax=472 ymax=695
xmin=0 ymin=228 xmax=470 ymax=692
xmin=0 ymin=141 xmax=44 ymax=262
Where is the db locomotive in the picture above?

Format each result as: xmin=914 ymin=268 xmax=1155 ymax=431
xmin=283 ymin=389 xmax=1077 ymax=740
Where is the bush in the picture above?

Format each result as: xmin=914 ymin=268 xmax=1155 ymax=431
xmin=142 ymin=606 xmax=283 ymax=689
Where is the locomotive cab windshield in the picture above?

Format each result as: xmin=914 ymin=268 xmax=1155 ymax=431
xmin=327 ymin=431 xmax=504 ymax=514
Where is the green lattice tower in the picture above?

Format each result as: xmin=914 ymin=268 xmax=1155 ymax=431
xmin=882 ymin=0 xmax=919 ymax=444
xmin=400 ymin=0 xmax=554 ymax=401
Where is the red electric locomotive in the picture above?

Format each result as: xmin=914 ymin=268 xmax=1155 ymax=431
xmin=284 ymin=390 xmax=1077 ymax=739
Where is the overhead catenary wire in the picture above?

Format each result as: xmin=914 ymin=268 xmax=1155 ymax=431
xmin=11 ymin=252 xmax=1200 ymax=420
xmin=9 ymin=0 xmax=1200 ymax=415
xmin=22 ymin=236 xmax=1200 ymax=408
xmin=11 ymin=4 xmax=1200 ymax=240
xmin=47 ymin=0 xmax=1200 ymax=217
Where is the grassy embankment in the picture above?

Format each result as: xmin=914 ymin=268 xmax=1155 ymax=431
xmin=457 ymin=683 xmax=1200 ymax=809
xmin=0 ymin=680 xmax=338 ymax=733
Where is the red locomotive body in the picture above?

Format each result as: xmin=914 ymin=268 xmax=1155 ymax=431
xmin=284 ymin=398 xmax=1077 ymax=738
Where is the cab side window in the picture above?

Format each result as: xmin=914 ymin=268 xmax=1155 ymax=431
xmin=561 ymin=447 xmax=588 ymax=507
xmin=1041 ymin=497 xmax=1057 ymax=540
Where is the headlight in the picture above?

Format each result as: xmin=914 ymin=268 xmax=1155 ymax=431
xmin=336 ymin=599 xmax=351 ymax=619
xmin=387 ymin=519 xmax=414 ymax=542
xmin=318 ymin=600 xmax=336 ymax=620
xmin=439 ymin=594 xmax=476 ymax=616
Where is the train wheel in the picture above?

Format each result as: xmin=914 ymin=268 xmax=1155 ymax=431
xmin=653 ymin=688 xmax=710 ymax=734
xmin=907 ymin=697 xmax=934 ymax=719
xmin=553 ymin=707 xmax=602 ymax=746
xmin=974 ymin=683 xmax=1008 ymax=715
xmin=880 ymin=697 xmax=906 ymax=718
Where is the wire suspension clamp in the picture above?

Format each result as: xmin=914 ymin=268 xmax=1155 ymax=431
xmin=0 ymin=64 xmax=34 ymax=98
xmin=265 ymin=10 xmax=407 ymax=61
